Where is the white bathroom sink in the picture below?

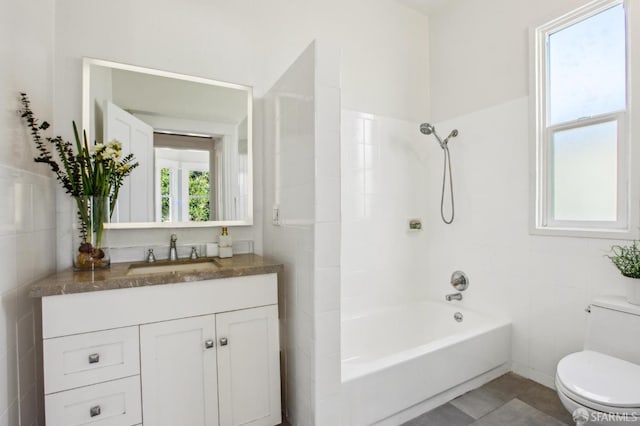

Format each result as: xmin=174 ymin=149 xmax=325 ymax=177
xmin=127 ymin=260 xmax=221 ymax=276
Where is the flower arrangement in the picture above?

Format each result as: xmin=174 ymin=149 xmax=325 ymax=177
xmin=607 ymin=240 xmax=640 ymax=305
xmin=608 ymin=241 xmax=640 ymax=279
xmin=19 ymin=93 xmax=138 ymax=269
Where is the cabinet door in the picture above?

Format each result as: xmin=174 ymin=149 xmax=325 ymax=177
xmin=216 ymin=305 xmax=281 ymax=426
xmin=140 ymin=315 xmax=219 ymax=426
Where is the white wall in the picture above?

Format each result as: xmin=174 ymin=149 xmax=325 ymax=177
xmin=53 ymin=0 xmax=429 ymax=269
xmin=263 ymin=41 xmax=342 ymax=426
xmin=429 ymin=0 xmax=594 ymax=123
xmin=1 ymin=0 xmax=57 ymax=424
xmin=427 ymin=0 xmax=632 ymax=387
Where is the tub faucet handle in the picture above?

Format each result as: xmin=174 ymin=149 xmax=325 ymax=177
xmin=450 ymin=271 xmax=469 ymax=291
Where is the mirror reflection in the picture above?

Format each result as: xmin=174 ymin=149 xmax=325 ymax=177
xmin=83 ymin=58 xmax=253 ymax=228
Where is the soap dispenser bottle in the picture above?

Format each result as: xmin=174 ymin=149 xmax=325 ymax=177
xmin=218 ymin=227 xmax=233 ymax=258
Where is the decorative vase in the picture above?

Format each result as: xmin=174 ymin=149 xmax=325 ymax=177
xmin=625 ymin=277 xmax=640 ymax=306
xmin=73 ymin=196 xmax=111 ymax=270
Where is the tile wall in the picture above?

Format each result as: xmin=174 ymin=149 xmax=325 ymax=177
xmin=423 ymin=97 xmax=626 ymax=387
xmin=340 ymin=110 xmax=431 ymax=320
xmin=263 ymin=41 xmax=342 ymax=426
xmin=1 ymin=0 xmax=56 ymax=424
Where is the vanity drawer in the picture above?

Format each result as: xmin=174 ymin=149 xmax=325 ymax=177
xmin=44 ymin=326 xmax=140 ymax=394
xmin=45 ymin=375 xmax=142 ymax=426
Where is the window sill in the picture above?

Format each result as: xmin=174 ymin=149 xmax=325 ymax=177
xmin=529 ymin=225 xmax=637 ymax=240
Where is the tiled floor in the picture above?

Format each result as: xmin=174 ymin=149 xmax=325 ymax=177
xmin=402 ymin=373 xmax=574 ymax=426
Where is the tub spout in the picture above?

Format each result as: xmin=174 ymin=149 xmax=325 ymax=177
xmin=445 ymin=292 xmax=462 ymax=301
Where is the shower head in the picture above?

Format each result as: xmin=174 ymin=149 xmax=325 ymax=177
xmin=420 ymin=123 xmax=435 ymax=135
xmin=419 ymin=122 xmax=459 ymax=149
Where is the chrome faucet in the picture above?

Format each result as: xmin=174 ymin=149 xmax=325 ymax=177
xmin=169 ymin=234 xmax=178 ymax=261
xmin=146 ymin=249 xmax=156 ymax=263
xmin=445 ymin=292 xmax=463 ymax=301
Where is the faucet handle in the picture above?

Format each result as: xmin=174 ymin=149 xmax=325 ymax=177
xmin=190 ymin=246 xmax=198 ymax=260
xmin=146 ymin=249 xmax=156 ymax=263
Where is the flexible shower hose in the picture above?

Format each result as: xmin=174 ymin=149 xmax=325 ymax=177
xmin=441 ymin=145 xmax=454 ymax=224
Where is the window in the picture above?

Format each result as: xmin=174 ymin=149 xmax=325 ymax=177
xmin=155 ymin=149 xmax=212 ymax=222
xmin=531 ymin=0 xmax=639 ymax=238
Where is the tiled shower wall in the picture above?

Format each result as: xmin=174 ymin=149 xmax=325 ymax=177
xmin=340 ymin=110 xmax=431 ymax=320
xmin=1 ymin=1 xmax=57 ymax=424
xmin=426 ymin=0 xmax=630 ymax=388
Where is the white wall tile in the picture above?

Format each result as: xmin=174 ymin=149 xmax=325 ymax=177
xmin=18 ymin=348 xmax=35 ymax=400
xmin=316 ymin=177 xmax=341 ymax=223
xmin=316 ymin=86 xmax=341 ymax=181
xmin=264 ymin=41 xmax=342 ymax=425
xmin=316 ymin=392 xmax=343 ymax=425
xmin=18 ymin=384 xmax=36 ymax=426
xmin=31 ymin=177 xmax=55 ymax=232
xmin=314 ymin=42 xmax=341 ymax=89
xmin=341 ymin=110 xmax=430 ymax=319
xmin=16 ymin=315 xmax=33 ymax=361
xmin=314 ymin=310 xmax=340 ymax=359
xmin=314 ymin=267 xmax=340 ymax=313
xmin=0 ymin=291 xmax=17 ymax=360
xmin=0 ymin=347 xmax=18 ymax=416
xmin=315 ymin=223 xmax=340 ymax=268
xmin=0 ymin=238 xmax=17 ymax=296
xmin=13 ymin=181 xmax=33 ymax=235
xmin=263 ymin=43 xmax=318 ymax=426
xmin=314 ymin=351 xmax=341 ymax=398
xmin=0 ymin=400 xmax=19 ymax=426
xmin=0 ymin=169 xmax=16 ymax=237
xmin=421 ymin=97 xmax=625 ymax=385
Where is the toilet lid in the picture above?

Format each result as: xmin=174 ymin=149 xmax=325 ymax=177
xmin=557 ymin=350 xmax=640 ymax=408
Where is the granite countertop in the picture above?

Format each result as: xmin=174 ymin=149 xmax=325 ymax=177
xmin=30 ymin=254 xmax=283 ymax=298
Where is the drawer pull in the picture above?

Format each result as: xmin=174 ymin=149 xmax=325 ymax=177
xmin=219 ymin=337 xmax=228 ymax=346
xmin=89 ymin=405 xmax=101 ymax=417
xmin=88 ymin=353 xmax=100 ymax=364
xmin=204 ymin=339 xmax=214 ymax=349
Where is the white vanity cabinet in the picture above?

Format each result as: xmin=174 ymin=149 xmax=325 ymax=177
xmin=140 ymin=305 xmax=280 ymax=426
xmin=39 ymin=273 xmax=281 ymax=426
xmin=215 ymin=305 xmax=281 ymax=426
xmin=140 ymin=315 xmax=220 ymax=426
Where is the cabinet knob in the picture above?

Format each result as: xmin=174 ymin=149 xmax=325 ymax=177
xmin=88 ymin=353 xmax=100 ymax=364
xmin=89 ymin=405 xmax=101 ymax=417
xmin=219 ymin=337 xmax=228 ymax=346
xmin=205 ymin=339 xmax=215 ymax=349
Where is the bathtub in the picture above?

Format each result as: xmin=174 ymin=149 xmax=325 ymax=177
xmin=341 ymin=300 xmax=511 ymax=425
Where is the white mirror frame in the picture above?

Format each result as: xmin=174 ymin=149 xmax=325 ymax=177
xmin=82 ymin=58 xmax=253 ymax=229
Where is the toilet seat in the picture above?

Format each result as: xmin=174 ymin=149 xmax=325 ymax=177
xmin=556 ymin=350 xmax=640 ymax=412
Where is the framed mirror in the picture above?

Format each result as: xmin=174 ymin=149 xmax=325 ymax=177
xmin=82 ymin=58 xmax=253 ymax=228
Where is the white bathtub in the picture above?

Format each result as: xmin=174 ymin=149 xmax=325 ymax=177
xmin=341 ymin=300 xmax=511 ymax=425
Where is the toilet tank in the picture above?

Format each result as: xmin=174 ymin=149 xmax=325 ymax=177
xmin=585 ymin=296 xmax=640 ymax=365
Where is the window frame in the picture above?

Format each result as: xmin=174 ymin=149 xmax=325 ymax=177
xmin=530 ymin=0 xmax=640 ymax=239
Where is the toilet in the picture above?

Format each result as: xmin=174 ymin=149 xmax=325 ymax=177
xmin=556 ymin=296 xmax=640 ymax=425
